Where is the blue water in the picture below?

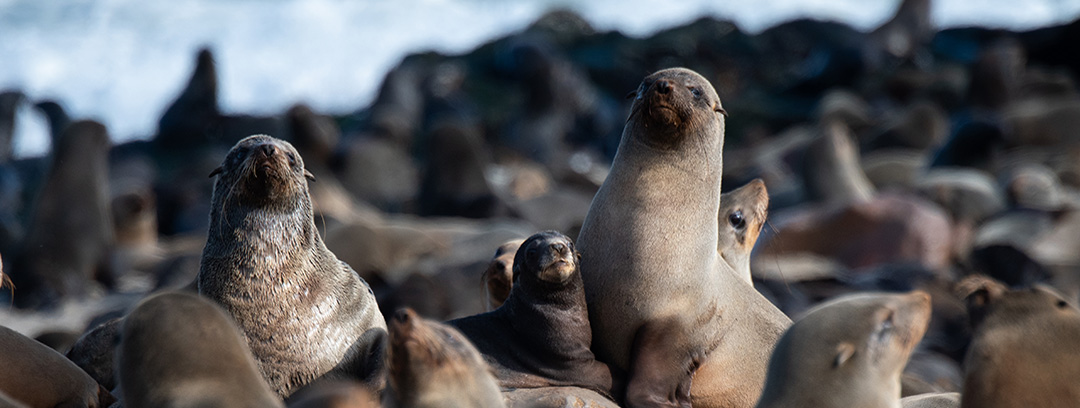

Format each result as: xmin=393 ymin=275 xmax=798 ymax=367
xmin=2 ymin=0 xmax=1080 ymax=157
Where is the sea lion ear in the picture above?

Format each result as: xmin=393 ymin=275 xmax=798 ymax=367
xmin=626 ymin=90 xmax=638 ymax=100
xmin=208 ymin=166 xmax=223 ymax=178
xmin=834 ymin=343 xmax=855 ymax=367
xmin=304 ymin=169 xmax=316 ymax=182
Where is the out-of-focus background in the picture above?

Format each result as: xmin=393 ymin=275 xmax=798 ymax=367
xmin=3 ymin=0 xmax=1080 ymax=396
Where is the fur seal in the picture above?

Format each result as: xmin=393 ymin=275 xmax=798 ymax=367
xmin=576 ymin=67 xmax=790 ymax=407
xmin=117 ymin=291 xmax=283 ymax=408
xmin=754 ymin=291 xmax=931 ymax=408
xmin=0 ymin=324 xmax=115 ymax=407
xmin=65 ymin=317 xmax=123 ymax=392
xmin=719 ymin=178 xmax=769 ymax=285
xmin=450 ymin=231 xmax=615 ymax=397
xmin=482 ymin=239 xmax=524 ymax=311
xmin=11 ymin=120 xmax=115 ymax=308
xmin=387 ymin=308 xmax=505 ymax=408
xmin=957 ymin=276 xmax=1080 ymax=408
xmin=199 ymin=134 xmax=387 ymax=397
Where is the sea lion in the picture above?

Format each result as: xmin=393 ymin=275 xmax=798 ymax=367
xmin=718 ymin=178 xmax=769 ymax=285
xmin=450 ymin=231 xmax=615 ymax=397
xmin=10 ymin=120 xmax=115 ymax=308
xmin=482 ymin=239 xmax=524 ymax=311
xmin=387 ymin=308 xmax=505 ymax=408
xmin=199 ymin=135 xmax=387 ymax=397
xmin=802 ymin=118 xmax=876 ymax=205
xmin=66 ymin=317 xmax=123 ymax=392
xmin=285 ymin=380 xmax=379 ymax=408
xmin=576 ymin=67 xmax=791 ymax=407
xmin=0 ymin=324 xmax=115 ymax=408
xmin=754 ymin=291 xmax=932 ymax=408
xmin=957 ymin=275 xmax=1080 ymax=408
xmin=117 ymin=291 xmax=283 ymax=408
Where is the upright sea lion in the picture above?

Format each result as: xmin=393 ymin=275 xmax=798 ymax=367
xmin=482 ymin=239 xmax=524 ymax=311
xmin=117 ymin=291 xmax=283 ymax=408
xmin=754 ymin=291 xmax=932 ymax=408
xmin=199 ymin=135 xmax=387 ymax=397
xmin=576 ymin=67 xmax=790 ymax=407
xmin=387 ymin=308 xmax=505 ymax=408
xmin=957 ymin=275 xmax=1080 ymax=408
xmin=11 ymin=120 xmax=114 ymax=308
xmin=0 ymin=324 xmax=115 ymax=408
xmin=450 ymin=231 xmax=614 ymax=397
xmin=718 ymin=178 xmax=769 ymax=285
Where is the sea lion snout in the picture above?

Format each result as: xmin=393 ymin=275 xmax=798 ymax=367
xmin=655 ymin=79 xmax=672 ymax=94
xmin=256 ymin=142 xmax=278 ymax=159
xmin=534 ymin=237 xmax=577 ymax=283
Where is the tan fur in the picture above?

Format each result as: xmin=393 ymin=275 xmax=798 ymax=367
xmin=901 ymin=392 xmax=960 ymax=408
xmin=755 ymin=291 xmax=932 ymax=408
xmin=577 ymin=67 xmax=790 ymax=407
xmin=958 ymin=276 xmax=1080 ymax=408
xmin=483 ymin=239 xmax=524 ymax=311
xmin=0 ymin=324 xmax=114 ymax=408
xmin=387 ymin=309 xmax=505 ymax=408
xmin=118 ymin=291 xmax=283 ymax=408
xmin=718 ymin=179 xmax=769 ymax=285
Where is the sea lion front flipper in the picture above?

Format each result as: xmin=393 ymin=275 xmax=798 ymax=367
xmin=625 ymin=318 xmax=698 ymax=408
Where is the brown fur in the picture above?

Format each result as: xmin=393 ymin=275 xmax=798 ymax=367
xmin=451 ymin=231 xmax=615 ymax=398
xmin=387 ymin=308 xmax=505 ymax=408
xmin=199 ymin=135 xmax=387 ymax=397
xmin=117 ymin=291 xmax=283 ymax=408
xmin=718 ymin=179 xmax=769 ymax=285
xmin=755 ymin=291 xmax=932 ymax=408
xmin=576 ymin=68 xmax=790 ymax=408
xmin=0 ymin=325 xmax=114 ymax=408
xmin=482 ymin=239 xmax=524 ymax=311
xmin=958 ymin=276 xmax=1080 ymax=408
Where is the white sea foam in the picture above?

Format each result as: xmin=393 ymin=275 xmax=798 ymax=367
xmin=2 ymin=0 xmax=1079 ymax=157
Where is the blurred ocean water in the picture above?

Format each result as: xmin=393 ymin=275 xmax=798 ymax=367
xmin=2 ymin=0 xmax=1079 ymax=157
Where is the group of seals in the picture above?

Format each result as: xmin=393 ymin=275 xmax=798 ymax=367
xmin=451 ymin=231 xmax=615 ymax=399
xmin=754 ymin=291 xmax=932 ymax=408
xmin=576 ymin=67 xmax=790 ymax=407
xmin=117 ymin=291 xmax=283 ymax=408
xmin=199 ymin=135 xmax=387 ymax=397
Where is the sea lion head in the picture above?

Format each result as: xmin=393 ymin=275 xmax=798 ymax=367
xmin=387 ymin=308 xmax=501 ymax=405
xmin=627 ymin=67 xmax=726 ymax=150
xmin=759 ymin=291 xmax=931 ymax=407
xmin=209 ymin=134 xmax=315 ymax=208
xmin=483 ymin=239 xmax=524 ymax=311
xmin=515 ymin=230 xmax=579 ymax=285
xmin=718 ymin=179 xmax=769 ymax=275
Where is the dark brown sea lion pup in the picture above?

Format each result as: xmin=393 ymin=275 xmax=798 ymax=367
xmin=387 ymin=308 xmax=505 ymax=408
xmin=0 ymin=324 xmax=115 ymax=408
xmin=754 ymin=291 xmax=932 ymax=408
xmin=451 ymin=231 xmax=615 ymax=398
xmin=482 ymin=238 xmax=525 ymax=311
xmin=117 ymin=291 xmax=283 ymax=408
xmin=957 ymin=275 xmax=1080 ymax=408
xmin=199 ymin=134 xmax=387 ymax=397
xmin=718 ymin=178 xmax=770 ymax=285
xmin=11 ymin=120 xmax=114 ymax=308
xmin=576 ymin=67 xmax=790 ymax=407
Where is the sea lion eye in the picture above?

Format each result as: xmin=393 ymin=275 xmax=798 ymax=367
xmin=728 ymin=210 xmax=745 ymax=229
xmin=1058 ymin=300 xmax=1069 ymax=309
xmin=287 ymin=153 xmax=297 ymax=166
xmin=690 ymin=87 xmax=702 ymax=99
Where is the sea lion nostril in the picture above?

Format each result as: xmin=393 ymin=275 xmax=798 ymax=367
xmin=259 ymin=144 xmax=277 ymax=158
xmin=552 ymin=242 xmax=568 ymax=256
xmin=395 ymin=309 xmax=412 ymax=324
xmin=656 ymin=80 xmax=671 ymax=94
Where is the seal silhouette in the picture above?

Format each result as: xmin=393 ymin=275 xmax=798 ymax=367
xmin=576 ymin=67 xmax=790 ymax=407
xmin=199 ymin=135 xmax=387 ymax=397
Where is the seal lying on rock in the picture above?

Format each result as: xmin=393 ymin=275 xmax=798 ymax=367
xmin=199 ymin=135 xmax=387 ymax=397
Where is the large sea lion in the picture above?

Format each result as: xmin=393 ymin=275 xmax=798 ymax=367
xmin=199 ymin=135 xmax=387 ymax=397
xmin=450 ymin=231 xmax=615 ymax=398
xmin=754 ymin=291 xmax=932 ymax=408
xmin=387 ymin=308 xmax=505 ymax=408
xmin=0 ymin=325 xmax=115 ymax=408
xmin=718 ymin=178 xmax=769 ymax=285
xmin=576 ymin=67 xmax=790 ymax=407
xmin=11 ymin=120 xmax=114 ymax=308
xmin=957 ymin=275 xmax=1080 ymax=408
xmin=117 ymin=291 xmax=283 ymax=408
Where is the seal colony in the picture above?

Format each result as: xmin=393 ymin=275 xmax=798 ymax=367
xmin=199 ymin=135 xmax=387 ymax=397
